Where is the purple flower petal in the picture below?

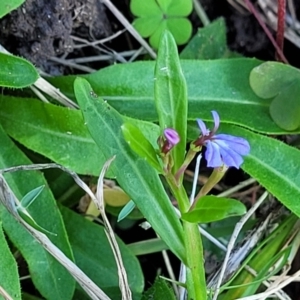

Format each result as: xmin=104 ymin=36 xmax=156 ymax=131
xmin=217 ymin=145 xmax=244 ymax=168
xmin=211 ymin=111 xmax=220 ymax=134
xmin=194 ymin=111 xmax=250 ymax=168
xmin=197 ymin=119 xmax=209 ymax=136
xmin=205 ymin=141 xmax=223 ymax=167
xmin=214 ymin=134 xmax=250 ymax=155
xmin=164 ymin=128 xmax=180 ymax=146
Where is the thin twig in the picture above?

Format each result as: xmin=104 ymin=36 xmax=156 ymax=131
xmin=235 ymin=268 xmax=300 ymax=300
xmin=0 ymin=173 xmax=110 ymax=300
xmin=0 ymin=285 xmax=14 ymax=300
xmin=193 ymin=0 xmax=210 ymax=26
xmin=49 ymin=57 xmax=96 ymax=73
xmin=71 ymin=35 xmax=128 ymax=63
xmin=0 ymin=44 xmax=78 ymax=108
xmin=100 ymin=0 xmax=157 ymax=59
xmin=95 ymin=157 xmax=132 ymax=300
xmin=276 ymin=0 xmax=286 ymax=61
xmin=244 ymin=0 xmax=288 ymax=63
xmin=161 ymin=249 xmax=179 ymax=298
xmin=217 ymin=178 xmax=257 ymax=197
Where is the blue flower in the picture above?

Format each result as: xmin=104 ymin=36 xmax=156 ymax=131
xmin=195 ymin=111 xmax=250 ymax=168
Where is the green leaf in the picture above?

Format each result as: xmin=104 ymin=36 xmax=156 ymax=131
xmin=167 ymin=0 xmax=192 ymax=15
xmin=117 ymin=200 xmax=136 ymax=222
xmin=154 ymin=31 xmax=187 ymax=173
xmin=19 ymin=185 xmax=44 ymax=209
xmin=133 ymin=17 xmax=162 ymax=37
xmin=106 ymin=203 xmax=144 ymax=220
xmin=60 ymin=206 xmax=144 ymax=299
xmin=0 ymin=96 xmax=161 ymax=177
xmin=0 ymin=125 xmax=75 ymax=300
xmin=74 ymin=77 xmax=186 ymax=263
xmin=149 ymin=22 xmax=167 ymax=49
xmin=16 ymin=208 xmax=56 ymax=236
xmin=0 ymin=53 xmax=39 ymax=88
xmin=166 ymin=18 xmax=192 ymax=45
xmin=147 ymin=19 xmax=192 ymax=48
xmin=249 ymin=62 xmax=300 ymax=98
xmin=142 ymin=277 xmax=176 ymax=300
xmin=50 ymin=58 xmax=293 ymax=134
xmin=128 ymin=238 xmax=168 ymax=256
xmin=0 ymin=96 xmax=106 ymax=176
xmin=130 ymin=0 xmax=192 ymax=48
xmin=157 ymin=0 xmax=173 ymax=13
xmin=269 ymin=81 xmax=300 ymax=130
xmin=0 ymin=0 xmax=24 ymax=18
xmin=250 ymin=61 xmax=300 ymax=130
xmin=121 ymin=122 xmax=162 ymax=172
xmin=0 ymin=222 xmax=21 ymax=300
xmin=180 ymin=18 xmax=229 ymax=59
xmin=130 ymin=0 xmax=162 ymax=16
xmin=221 ymin=214 xmax=297 ymax=299
xmin=181 ymin=195 xmax=247 ymax=223
xmin=220 ymin=123 xmax=300 ymax=218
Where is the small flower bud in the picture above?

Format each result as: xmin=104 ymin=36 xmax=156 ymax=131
xmin=164 ymin=128 xmax=180 ymax=146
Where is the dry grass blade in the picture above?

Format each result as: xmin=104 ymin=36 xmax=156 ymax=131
xmin=207 ymin=210 xmax=272 ymax=289
xmin=0 ymin=173 xmax=110 ymax=300
xmin=0 ymin=284 xmax=14 ymax=300
xmin=236 ymin=268 xmax=300 ymax=300
xmin=211 ymin=190 xmax=269 ymax=300
xmin=1 ymin=161 xmax=132 ymax=299
xmin=0 ymin=44 xmax=78 ymax=109
xmin=33 ymin=77 xmax=79 ymax=109
xmin=95 ymin=156 xmax=132 ymax=300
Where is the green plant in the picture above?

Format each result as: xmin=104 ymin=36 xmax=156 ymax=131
xmin=130 ymin=0 xmax=193 ymax=48
xmin=1 ymin=3 xmax=300 ymax=299
xmin=250 ymin=61 xmax=300 ymax=131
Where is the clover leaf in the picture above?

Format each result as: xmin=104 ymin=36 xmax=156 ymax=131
xmin=130 ymin=0 xmax=193 ymax=49
xmin=250 ymin=62 xmax=300 ymax=131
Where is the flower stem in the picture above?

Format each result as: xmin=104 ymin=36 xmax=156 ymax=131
xmin=166 ymin=176 xmax=207 ymax=299
xmin=191 ymin=165 xmax=228 ymax=210
xmin=276 ymin=0 xmax=286 ymax=61
xmin=175 ymin=148 xmax=197 ymax=183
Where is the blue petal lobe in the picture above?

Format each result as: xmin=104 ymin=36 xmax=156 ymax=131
xmin=218 ymin=145 xmax=244 ymax=168
xmin=214 ymin=134 xmax=250 ymax=155
xmin=205 ymin=141 xmax=223 ymax=167
xmin=197 ymin=119 xmax=209 ymax=136
xmin=211 ymin=111 xmax=220 ymax=133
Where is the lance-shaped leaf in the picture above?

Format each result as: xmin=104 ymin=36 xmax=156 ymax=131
xmin=0 ymin=223 xmax=21 ymax=300
xmin=181 ymin=195 xmax=246 ymax=223
xmin=0 ymin=125 xmax=75 ymax=300
xmin=117 ymin=200 xmax=136 ymax=222
xmin=19 ymin=185 xmax=45 ymax=209
xmin=0 ymin=0 xmax=24 ymax=18
xmin=154 ymin=31 xmax=187 ymax=174
xmin=74 ymin=77 xmax=186 ymax=263
xmin=50 ymin=58 xmax=294 ymax=134
xmin=121 ymin=122 xmax=162 ymax=172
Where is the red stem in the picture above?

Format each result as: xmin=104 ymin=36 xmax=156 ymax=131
xmin=276 ymin=0 xmax=286 ymax=61
xmin=244 ymin=0 xmax=288 ymax=64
